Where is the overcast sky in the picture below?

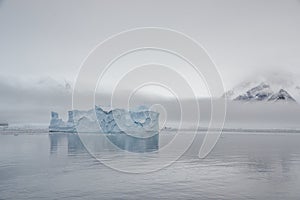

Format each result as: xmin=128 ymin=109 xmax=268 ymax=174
xmin=1 ymin=0 xmax=300 ymax=124
xmin=1 ymin=0 xmax=300 ymax=86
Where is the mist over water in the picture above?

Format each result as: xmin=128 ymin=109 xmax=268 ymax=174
xmin=2 ymin=82 xmax=300 ymax=130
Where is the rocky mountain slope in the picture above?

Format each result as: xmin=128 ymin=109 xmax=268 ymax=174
xmin=225 ymin=82 xmax=297 ymax=103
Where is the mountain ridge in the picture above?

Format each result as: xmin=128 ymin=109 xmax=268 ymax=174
xmin=225 ymin=82 xmax=297 ymax=103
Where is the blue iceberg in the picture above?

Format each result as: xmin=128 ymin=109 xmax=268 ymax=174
xmin=49 ymin=106 xmax=159 ymax=134
xmin=49 ymin=111 xmax=75 ymax=132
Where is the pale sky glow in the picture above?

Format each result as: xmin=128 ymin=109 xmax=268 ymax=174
xmin=94 ymin=49 xmax=209 ymax=98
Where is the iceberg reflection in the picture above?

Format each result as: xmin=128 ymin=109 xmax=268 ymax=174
xmin=49 ymin=132 xmax=159 ymax=155
xmin=79 ymin=132 xmax=159 ymax=154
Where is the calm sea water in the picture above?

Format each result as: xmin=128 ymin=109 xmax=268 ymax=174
xmin=1 ymin=130 xmax=300 ymax=199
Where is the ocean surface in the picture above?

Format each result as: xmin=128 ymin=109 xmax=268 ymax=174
xmin=1 ymin=129 xmax=300 ymax=199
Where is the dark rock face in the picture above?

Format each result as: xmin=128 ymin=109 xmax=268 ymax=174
xmin=268 ymin=89 xmax=296 ymax=102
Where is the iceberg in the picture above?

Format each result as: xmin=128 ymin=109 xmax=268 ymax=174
xmin=94 ymin=106 xmax=159 ymax=133
xmin=49 ymin=106 xmax=160 ymax=134
xmin=49 ymin=111 xmax=75 ymax=132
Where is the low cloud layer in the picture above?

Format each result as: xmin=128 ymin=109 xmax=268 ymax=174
xmin=1 ymin=76 xmax=300 ymax=131
xmin=0 ymin=76 xmax=72 ymax=124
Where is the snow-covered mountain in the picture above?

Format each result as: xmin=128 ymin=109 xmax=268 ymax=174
xmin=234 ymin=83 xmax=273 ymax=101
xmin=267 ymin=89 xmax=296 ymax=102
xmin=224 ymin=81 xmax=297 ymax=103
